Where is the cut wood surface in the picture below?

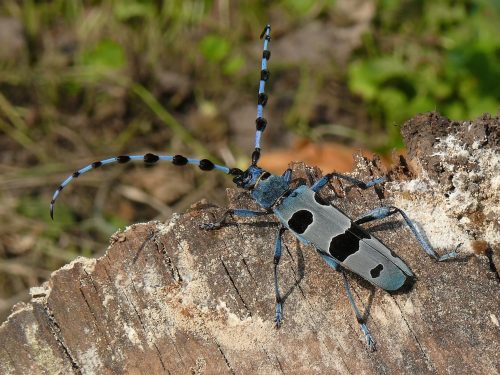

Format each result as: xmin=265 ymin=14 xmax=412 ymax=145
xmin=1 ymin=113 xmax=499 ymax=375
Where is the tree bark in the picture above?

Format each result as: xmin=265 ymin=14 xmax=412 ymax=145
xmin=1 ymin=112 xmax=498 ymax=374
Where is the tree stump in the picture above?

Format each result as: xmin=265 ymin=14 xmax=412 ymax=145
xmin=1 ymin=112 xmax=498 ymax=374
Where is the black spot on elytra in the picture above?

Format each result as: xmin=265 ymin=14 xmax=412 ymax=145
xmin=349 ymin=223 xmax=371 ymax=240
xmin=314 ymin=192 xmax=330 ymax=206
xmin=370 ymin=264 xmax=384 ymax=278
xmin=329 ymin=223 xmax=370 ymax=262
xmin=288 ymin=210 xmax=313 ymax=234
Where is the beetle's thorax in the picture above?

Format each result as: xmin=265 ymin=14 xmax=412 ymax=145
xmin=233 ymin=165 xmax=289 ymax=209
xmin=251 ymin=174 xmax=289 ymax=209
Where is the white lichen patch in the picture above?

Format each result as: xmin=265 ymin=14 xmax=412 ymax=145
xmin=389 ymin=134 xmax=499 ymax=253
xmin=208 ymin=313 xmax=277 ymax=353
xmin=156 ymin=213 xmax=181 ymax=235
xmin=79 ymin=345 xmax=103 ymax=374
xmin=24 ymin=323 xmax=70 ymax=373
xmin=216 ymin=300 xmax=252 ymax=327
xmin=138 ymin=263 xmax=165 ymax=295
xmin=123 ymin=323 xmax=143 ymax=349
xmin=102 ymin=293 xmax=114 ymax=308
xmin=490 ymin=314 xmax=499 ymax=327
xmin=29 ymin=284 xmax=50 ymax=300
xmin=56 ymin=256 xmax=95 ymax=273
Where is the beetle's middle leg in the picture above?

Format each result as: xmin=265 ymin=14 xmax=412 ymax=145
xmin=318 ymin=252 xmax=376 ymax=351
xmin=200 ymin=208 xmax=272 ymax=230
xmin=354 ymin=206 xmax=459 ymax=261
xmin=311 ymin=172 xmax=386 ymax=193
xmin=273 ymin=226 xmax=287 ymax=327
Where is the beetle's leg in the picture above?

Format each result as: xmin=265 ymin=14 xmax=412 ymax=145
xmin=340 ymin=270 xmax=376 ymax=351
xmin=317 ymin=251 xmax=341 ymax=271
xmin=282 ymin=168 xmax=292 ymax=185
xmin=354 ymin=206 xmax=459 ymax=261
xmin=200 ymin=209 xmax=272 ymax=230
xmin=311 ymin=172 xmax=385 ymax=193
xmin=318 ymin=252 xmax=376 ymax=351
xmin=273 ymin=226 xmax=287 ymax=327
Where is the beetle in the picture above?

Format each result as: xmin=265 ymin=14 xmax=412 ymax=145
xmin=50 ymin=25 xmax=458 ymax=351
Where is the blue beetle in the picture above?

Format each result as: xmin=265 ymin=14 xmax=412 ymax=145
xmin=50 ymin=25 xmax=457 ymax=351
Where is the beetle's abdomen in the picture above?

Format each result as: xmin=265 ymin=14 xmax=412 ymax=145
xmin=273 ymin=185 xmax=414 ymax=291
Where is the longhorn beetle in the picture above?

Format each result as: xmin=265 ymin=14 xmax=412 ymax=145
xmin=50 ymin=25 xmax=458 ymax=351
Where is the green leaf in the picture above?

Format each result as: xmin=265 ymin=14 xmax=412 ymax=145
xmin=465 ymin=95 xmax=499 ymax=118
xmin=284 ymin=0 xmax=317 ymax=15
xmin=17 ymin=196 xmax=75 ymax=232
xmin=115 ymin=2 xmax=154 ymax=21
xmin=80 ymin=40 xmax=126 ymax=71
xmin=348 ymin=60 xmax=379 ymax=99
xmin=348 ymin=57 xmax=407 ymax=100
xmin=377 ymin=88 xmax=409 ymax=125
xmin=199 ymin=35 xmax=230 ymax=63
xmin=223 ymin=55 xmax=245 ymax=75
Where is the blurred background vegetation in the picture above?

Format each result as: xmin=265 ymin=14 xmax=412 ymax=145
xmin=0 ymin=0 xmax=499 ymax=320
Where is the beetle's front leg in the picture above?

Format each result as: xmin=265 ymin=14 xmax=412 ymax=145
xmin=200 ymin=208 xmax=272 ymax=230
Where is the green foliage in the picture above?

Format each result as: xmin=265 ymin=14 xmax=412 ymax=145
xmin=114 ymin=1 xmax=155 ymax=21
xmin=348 ymin=0 xmax=500 ymax=149
xmin=80 ymin=39 xmax=127 ymax=72
xmin=283 ymin=0 xmax=318 ymax=15
xmin=199 ymin=34 xmax=244 ymax=76
xmin=199 ymin=35 xmax=231 ymax=63
xmin=17 ymin=196 xmax=76 ymax=238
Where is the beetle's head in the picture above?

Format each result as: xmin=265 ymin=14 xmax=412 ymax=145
xmin=233 ymin=165 xmax=271 ymax=190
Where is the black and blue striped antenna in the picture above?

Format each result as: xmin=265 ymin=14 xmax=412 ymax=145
xmin=49 ymin=154 xmax=242 ymax=219
xmin=49 ymin=26 xmax=273 ymax=219
xmin=252 ymin=24 xmax=271 ymax=166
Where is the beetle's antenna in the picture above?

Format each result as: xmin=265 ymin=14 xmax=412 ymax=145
xmin=252 ymin=24 xmax=271 ymax=166
xmin=49 ymin=153 xmax=242 ymax=219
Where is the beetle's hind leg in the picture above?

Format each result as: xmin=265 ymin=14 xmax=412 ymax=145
xmin=200 ymin=208 xmax=272 ymax=230
xmin=354 ymin=206 xmax=459 ymax=261
xmin=318 ymin=252 xmax=376 ymax=351
xmin=340 ymin=270 xmax=376 ymax=351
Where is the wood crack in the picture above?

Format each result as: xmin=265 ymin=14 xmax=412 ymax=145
xmin=219 ymin=256 xmax=252 ymax=315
